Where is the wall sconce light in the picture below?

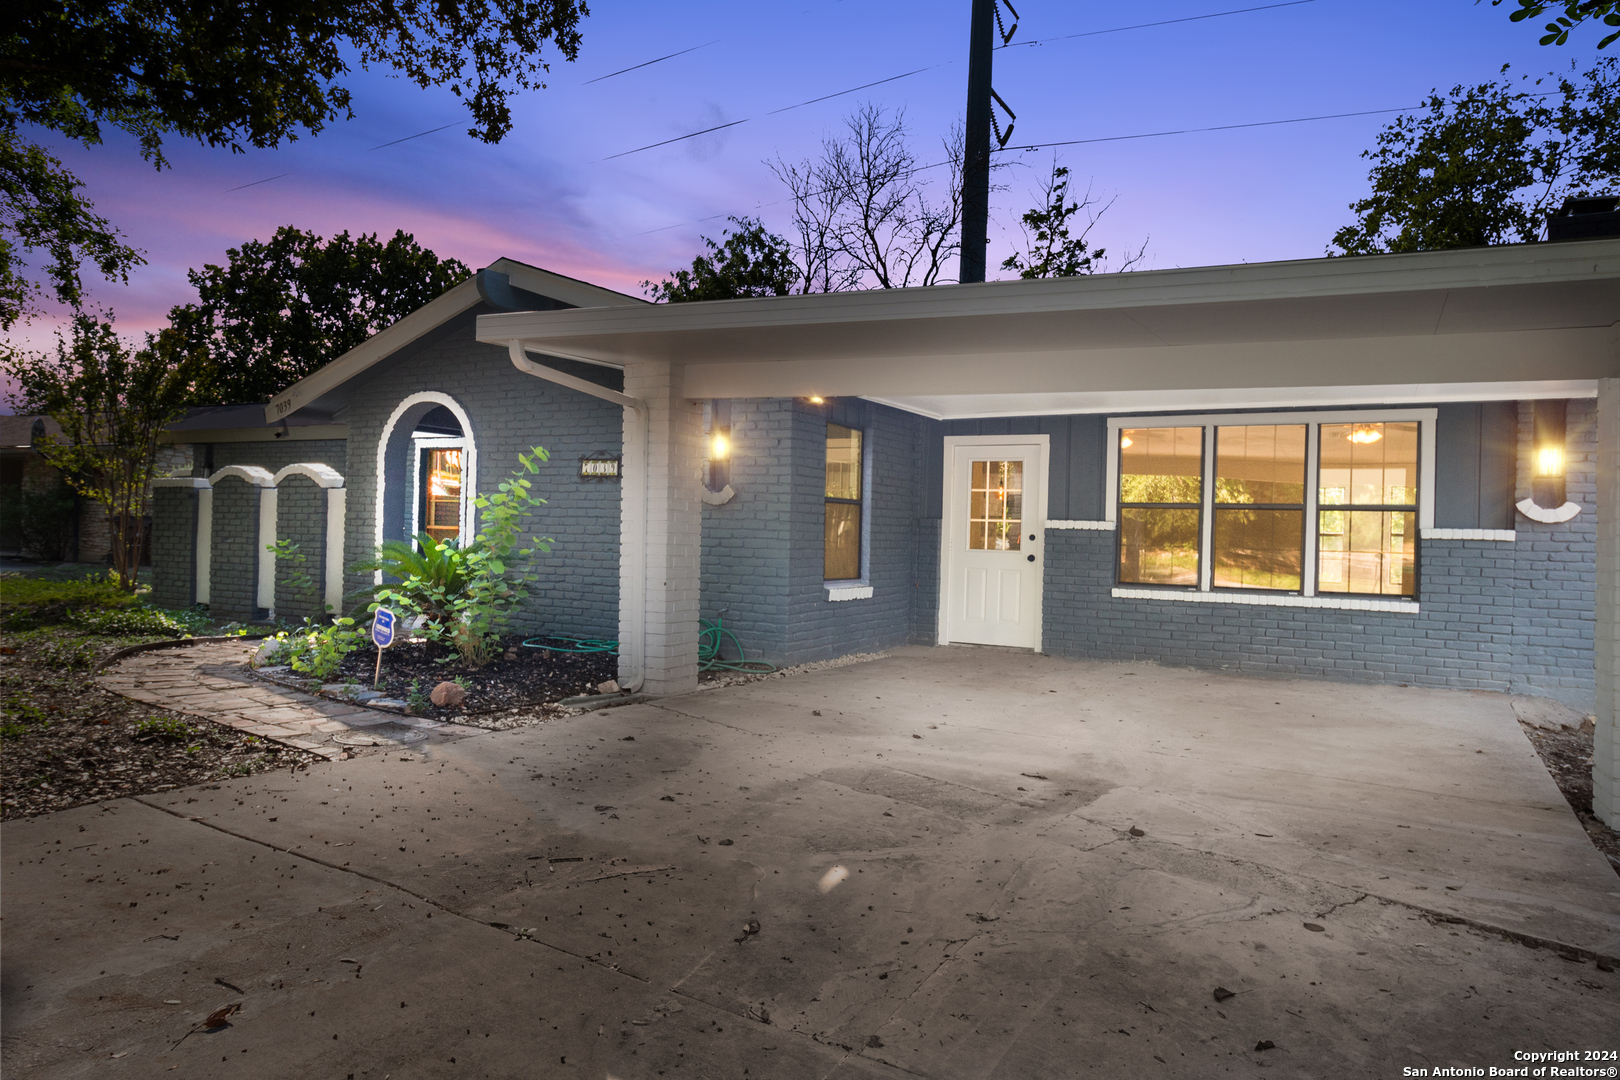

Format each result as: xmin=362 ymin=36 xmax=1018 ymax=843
xmin=1531 ymin=399 xmax=1567 ymax=511
xmin=808 ymin=396 xmax=825 ymax=405
xmin=711 ymin=432 xmax=730 ymax=460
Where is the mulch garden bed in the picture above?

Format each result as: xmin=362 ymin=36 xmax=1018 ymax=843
xmin=0 ymin=633 xmax=319 ymax=820
xmin=329 ymin=635 xmax=620 ymax=720
xmin=1520 ymin=720 xmax=1620 ymax=878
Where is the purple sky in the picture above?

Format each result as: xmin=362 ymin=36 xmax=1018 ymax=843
xmin=2 ymin=0 xmax=1591 ymax=383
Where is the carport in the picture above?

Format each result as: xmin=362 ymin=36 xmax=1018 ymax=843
xmin=5 ymin=648 xmax=1616 ymax=1077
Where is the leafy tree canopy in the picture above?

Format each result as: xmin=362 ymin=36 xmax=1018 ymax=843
xmin=644 ymin=217 xmax=797 ymax=303
xmin=1483 ymin=1 xmax=1620 ymax=50
xmin=2 ymin=0 xmax=589 ymax=161
xmin=167 ymin=225 xmax=471 ymax=403
xmin=1 ymin=0 xmax=583 ymax=328
xmin=1331 ymin=58 xmax=1618 ymax=255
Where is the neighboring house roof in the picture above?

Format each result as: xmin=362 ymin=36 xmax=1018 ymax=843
xmin=0 ymin=415 xmax=62 ymax=449
xmin=473 ymin=238 xmax=1620 ymax=419
xmin=267 ymin=258 xmax=644 ymax=424
xmin=160 ymin=404 xmax=349 ymax=445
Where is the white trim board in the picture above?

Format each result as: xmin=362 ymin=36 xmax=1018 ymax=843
xmin=1112 ymin=587 xmax=1420 ymax=613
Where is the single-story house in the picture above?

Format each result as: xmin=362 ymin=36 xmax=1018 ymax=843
xmin=148 ymin=238 xmax=1620 ymax=826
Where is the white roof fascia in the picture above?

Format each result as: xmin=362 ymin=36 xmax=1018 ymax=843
xmin=265 ymin=258 xmax=643 ymax=424
xmin=475 ymin=240 xmax=1620 ymax=348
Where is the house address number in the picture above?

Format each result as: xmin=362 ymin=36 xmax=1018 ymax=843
xmin=580 ymin=456 xmax=621 ymax=480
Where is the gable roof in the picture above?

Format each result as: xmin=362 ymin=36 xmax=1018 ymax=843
xmin=266 ymin=258 xmax=642 ymax=423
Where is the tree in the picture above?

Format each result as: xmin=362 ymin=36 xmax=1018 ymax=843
xmin=167 ymin=226 xmax=471 ymax=404
xmin=1483 ymin=1 xmax=1620 ymax=50
xmin=1001 ymin=161 xmax=1147 ymax=279
xmin=771 ymin=105 xmax=965 ymax=291
xmin=1 ymin=0 xmax=585 ymax=325
xmin=1331 ymin=59 xmax=1619 ymax=255
xmin=3 ymin=313 xmax=207 ymax=590
xmin=0 ymin=130 xmax=143 ymax=329
xmin=644 ymin=217 xmax=797 ymax=303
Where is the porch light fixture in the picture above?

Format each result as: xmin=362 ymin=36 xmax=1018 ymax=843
xmin=1536 ymin=445 xmax=1565 ymax=479
xmin=1348 ymin=425 xmax=1383 ymax=444
xmin=808 ymin=396 xmax=825 ymax=405
xmin=711 ymin=432 xmax=730 ymax=460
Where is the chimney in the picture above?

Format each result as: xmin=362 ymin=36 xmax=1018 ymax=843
xmin=1547 ymin=195 xmax=1620 ymax=242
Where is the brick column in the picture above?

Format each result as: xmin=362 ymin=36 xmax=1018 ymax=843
xmin=1595 ymin=378 xmax=1619 ymax=827
xmin=620 ymin=362 xmax=703 ymax=695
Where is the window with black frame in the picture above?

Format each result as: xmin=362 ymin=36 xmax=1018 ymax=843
xmin=1117 ymin=426 xmax=1202 ymax=587
xmin=824 ymin=423 xmax=862 ymax=581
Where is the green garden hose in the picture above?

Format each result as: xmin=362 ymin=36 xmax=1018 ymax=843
xmin=523 ymin=619 xmax=776 ymax=674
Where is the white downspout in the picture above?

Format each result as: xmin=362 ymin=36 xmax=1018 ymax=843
xmin=508 ymin=341 xmax=649 ymax=693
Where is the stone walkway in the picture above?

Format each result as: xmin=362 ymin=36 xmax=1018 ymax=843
xmin=95 ymin=640 xmax=482 ymax=759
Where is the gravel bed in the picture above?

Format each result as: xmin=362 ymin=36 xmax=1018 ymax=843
xmin=1 ymin=632 xmax=318 ymax=820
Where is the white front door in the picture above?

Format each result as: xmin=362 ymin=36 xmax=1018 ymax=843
xmin=942 ymin=439 xmax=1046 ymax=649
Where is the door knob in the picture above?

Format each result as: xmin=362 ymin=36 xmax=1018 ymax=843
xmin=1028 ymin=534 xmax=1035 ymax=541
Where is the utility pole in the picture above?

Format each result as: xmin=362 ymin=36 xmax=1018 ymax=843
xmin=958 ymin=0 xmax=995 ymax=284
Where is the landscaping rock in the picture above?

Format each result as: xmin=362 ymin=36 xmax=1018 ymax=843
xmin=1511 ymin=695 xmax=1588 ymax=733
xmin=431 ymin=681 xmax=466 ymax=707
xmin=597 ymin=679 xmax=621 ymax=695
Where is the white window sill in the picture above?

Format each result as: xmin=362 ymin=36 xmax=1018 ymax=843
xmin=1047 ymin=519 xmax=1115 ymax=530
xmin=1111 ymin=587 xmax=1420 ymax=613
xmin=1421 ymin=528 xmax=1515 ymax=541
xmin=825 ymin=583 xmax=874 ymax=602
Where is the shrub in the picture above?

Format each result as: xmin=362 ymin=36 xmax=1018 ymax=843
xmin=0 ymin=482 xmax=77 ymax=559
xmin=72 ymin=606 xmax=190 ymax=637
xmin=0 ymin=573 xmax=136 ymax=627
xmin=271 ymin=618 xmax=366 ymax=681
xmin=355 ymin=532 xmax=472 ymax=629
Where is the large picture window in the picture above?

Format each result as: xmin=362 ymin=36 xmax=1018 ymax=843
xmin=824 ymin=423 xmax=863 ymax=581
xmin=1110 ymin=411 xmax=1430 ymax=600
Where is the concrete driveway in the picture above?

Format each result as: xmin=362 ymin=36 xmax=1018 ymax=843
xmin=5 ymin=646 xmax=1618 ymax=1079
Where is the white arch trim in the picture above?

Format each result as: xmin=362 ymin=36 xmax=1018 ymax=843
xmin=373 ymin=392 xmax=478 ymax=583
xmin=273 ymin=462 xmax=345 ymax=489
xmin=208 ymin=465 xmax=275 ymax=487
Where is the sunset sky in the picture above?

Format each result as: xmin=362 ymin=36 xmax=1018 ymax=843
xmin=2 ymin=0 xmax=1594 ymax=373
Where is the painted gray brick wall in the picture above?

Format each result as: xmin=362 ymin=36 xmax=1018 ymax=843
xmin=150 ymin=488 xmax=196 ymax=609
xmin=701 ymin=398 xmax=936 ymax=666
xmin=337 ymin=312 xmax=623 ymax=641
xmin=273 ymin=477 xmax=326 ymax=622
xmin=208 ymin=478 xmax=260 ymax=620
xmin=1043 ymin=530 xmax=1518 ymax=690
xmin=1510 ymin=398 xmax=1596 ymax=709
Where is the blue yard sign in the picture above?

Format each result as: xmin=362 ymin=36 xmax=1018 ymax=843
xmin=371 ymin=607 xmax=397 ymax=688
xmin=372 ymin=607 xmax=397 ymax=648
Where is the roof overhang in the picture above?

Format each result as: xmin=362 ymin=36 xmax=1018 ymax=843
xmin=475 ymin=240 xmax=1620 ymax=417
xmin=266 ymin=259 xmax=643 ymax=424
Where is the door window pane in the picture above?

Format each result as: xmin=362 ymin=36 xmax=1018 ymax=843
xmin=1119 ymin=508 xmax=1200 ymax=586
xmin=1216 ymin=425 xmax=1305 ymax=504
xmin=421 ymin=447 xmax=462 ymax=545
xmin=1120 ymin=427 xmax=1202 ymax=504
xmin=1318 ymin=510 xmax=1415 ymax=596
xmin=1319 ymin=422 xmax=1418 ymax=506
xmin=824 ymin=502 xmax=861 ymax=581
xmin=968 ymin=460 xmax=1022 ymax=550
xmin=826 ymin=424 xmax=862 ymax=500
xmin=1213 ymin=508 xmax=1304 ymax=591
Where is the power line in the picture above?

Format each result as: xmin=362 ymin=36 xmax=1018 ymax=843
xmin=999 ymin=104 xmax=1420 ymax=152
xmin=766 ymin=66 xmax=939 ymax=115
xmin=582 ymin=40 xmax=721 ymax=84
xmin=222 ymin=172 xmax=292 ymax=192
xmin=1000 ymin=0 xmax=1317 ymax=49
xmin=602 ymin=119 xmax=751 ymax=161
xmin=367 ymin=122 xmax=460 ymax=151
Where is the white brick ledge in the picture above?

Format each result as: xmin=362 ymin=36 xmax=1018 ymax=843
xmin=1420 ymin=528 xmax=1516 ymax=541
xmin=1111 ymin=587 xmax=1420 ymax=613
xmin=825 ymin=584 xmax=874 ymax=602
xmin=1046 ymin=519 xmax=1115 ymax=530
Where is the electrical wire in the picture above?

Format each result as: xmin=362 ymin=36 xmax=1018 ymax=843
xmin=998 ymin=0 xmax=1317 ymax=49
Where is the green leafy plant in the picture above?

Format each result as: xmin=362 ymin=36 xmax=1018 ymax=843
xmin=269 ymin=537 xmax=322 ymax=618
xmin=407 ymin=679 xmax=428 ymax=712
xmin=355 ymin=532 xmax=472 ymax=629
xmin=285 ymin=618 xmax=366 ymax=681
xmin=357 ymin=446 xmax=553 ymax=667
xmin=0 ymin=571 xmax=136 ymax=629
xmin=133 ymin=716 xmax=194 ymax=741
xmin=71 ymin=606 xmax=189 ymax=637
